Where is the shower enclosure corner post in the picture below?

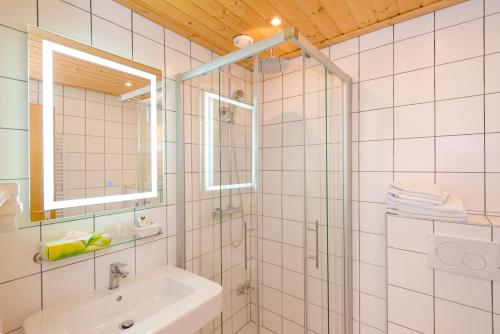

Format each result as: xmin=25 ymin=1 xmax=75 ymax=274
xmin=343 ymin=78 xmax=353 ymax=334
xmin=252 ymin=54 xmax=261 ymax=334
xmin=175 ymin=73 xmax=186 ymax=269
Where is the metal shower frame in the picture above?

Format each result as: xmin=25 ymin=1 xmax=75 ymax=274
xmin=175 ymin=26 xmax=353 ymax=334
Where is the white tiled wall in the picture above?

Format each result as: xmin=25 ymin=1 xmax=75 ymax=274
xmin=387 ymin=215 xmax=500 ymax=334
xmin=336 ymin=0 xmax=500 ymax=333
xmin=0 ymin=0 xmax=204 ymax=332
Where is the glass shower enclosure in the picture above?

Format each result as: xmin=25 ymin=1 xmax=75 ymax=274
xmin=176 ymin=27 xmax=352 ymax=334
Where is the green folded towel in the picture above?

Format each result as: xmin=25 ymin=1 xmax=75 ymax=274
xmin=41 ymin=232 xmax=112 ymax=261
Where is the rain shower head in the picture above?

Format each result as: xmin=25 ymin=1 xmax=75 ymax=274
xmin=259 ymin=49 xmax=288 ymax=74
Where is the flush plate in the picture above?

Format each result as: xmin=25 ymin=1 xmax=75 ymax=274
xmin=426 ymin=234 xmax=500 ymax=281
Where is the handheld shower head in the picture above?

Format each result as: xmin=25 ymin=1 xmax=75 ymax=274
xmin=231 ymin=89 xmax=245 ymax=101
xmin=220 ymin=89 xmax=245 ymax=123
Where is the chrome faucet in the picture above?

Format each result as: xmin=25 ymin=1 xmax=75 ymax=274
xmin=109 ymin=262 xmax=128 ymax=290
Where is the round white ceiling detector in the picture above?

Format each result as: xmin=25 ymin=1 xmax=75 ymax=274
xmin=233 ymin=34 xmax=254 ymax=48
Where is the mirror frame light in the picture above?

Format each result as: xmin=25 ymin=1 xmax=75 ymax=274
xmin=42 ymin=40 xmax=158 ymax=210
xmin=204 ymin=91 xmax=256 ymax=191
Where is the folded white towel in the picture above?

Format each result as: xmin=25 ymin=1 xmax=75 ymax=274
xmin=387 ymin=195 xmax=464 ymax=214
xmin=387 ymin=191 xmax=446 ymax=206
xmin=386 ymin=195 xmax=466 ymax=222
xmin=385 ymin=209 xmax=467 ymax=223
xmin=390 ymin=181 xmax=448 ymax=199
xmin=388 ymin=181 xmax=449 ymax=205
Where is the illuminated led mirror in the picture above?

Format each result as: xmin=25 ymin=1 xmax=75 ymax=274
xmin=28 ymin=26 xmax=164 ymax=222
xmin=204 ymin=91 xmax=256 ymax=191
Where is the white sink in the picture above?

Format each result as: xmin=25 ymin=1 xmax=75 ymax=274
xmin=24 ymin=266 xmax=222 ymax=334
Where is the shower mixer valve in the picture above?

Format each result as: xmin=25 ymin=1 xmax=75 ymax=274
xmin=236 ymin=281 xmax=253 ymax=295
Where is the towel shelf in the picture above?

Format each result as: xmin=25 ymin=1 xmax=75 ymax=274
xmin=33 ymin=230 xmax=163 ymax=264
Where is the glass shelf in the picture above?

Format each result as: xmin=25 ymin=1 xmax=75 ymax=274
xmin=33 ymin=231 xmax=163 ymax=263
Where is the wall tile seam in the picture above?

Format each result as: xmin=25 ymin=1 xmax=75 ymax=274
xmin=0 ymin=73 xmax=28 ymax=83
xmin=435 ymin=54 xmax=489 ymax=68
xmin=387 ymin=320 xmax=425 ymax=334
xmin=358 ymin=289 xmax=387 ymax=301
xmin=357 ymin=319 xmax=387 ymax=333
xmin=0 ymin=22 xmax=29 ymax=35
xmin=434 ymin=14 xmax=486 ymax=32
xmin=0 ymin=271 xmax=41 ymax=286
xmin=357 ymin=91 xmax=500 ymax=113
xmin=358 ymin=41 xmax=395 ymax=55
xmin=387 ymin=246 xmax=426 ymax=255
xmin=390 ymin=282 xmax=496 ymax=315
xmin=258 ymin=305 xmax=304 ymax=328
xmin=354 ymin=51 xmax=500 ymax=83
xmin=356 ymin=257 xmax=387 ymax=269
xmin=357 ymin=228 xmax=386 ymax=237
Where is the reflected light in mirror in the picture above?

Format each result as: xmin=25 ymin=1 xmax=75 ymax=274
xmin=42 ymin=39 xmax=157 ymax=210
xmin=204 ymin=91 xmax=255 ymax=191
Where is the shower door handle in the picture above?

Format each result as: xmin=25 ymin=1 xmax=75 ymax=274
xmin=307 ymin=220 xmax=319 ymax=269
xmin=244 ymin=221 xmax=247 ymax=270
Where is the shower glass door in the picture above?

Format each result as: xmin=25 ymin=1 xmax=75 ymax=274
xmin=190 ymin=62 xmax=256 ymax=334
xmin=304 ymin=55 xmax=346 ymax=334
xmin=304 ymin=54 xmax=330 ymax=334
xmin=328 ymin=67 xmax=348 ymax=334
xmin=216 ymin=64 xmax=255 ymax=334
xmin=184 ymin=65 xmax=225 ymax=333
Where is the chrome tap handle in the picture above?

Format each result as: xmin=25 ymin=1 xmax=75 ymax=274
xmin=110 ymin=262 xmax=128 ymax=273
xmin=109 ymin=262 xmax=128 ymax=289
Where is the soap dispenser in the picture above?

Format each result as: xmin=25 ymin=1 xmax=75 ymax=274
xmin=0 ymin=182 xmax=23 ymax=233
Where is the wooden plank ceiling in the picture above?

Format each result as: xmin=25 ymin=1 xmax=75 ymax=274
xmin=115 ymin=0 xmax=465 ymax=62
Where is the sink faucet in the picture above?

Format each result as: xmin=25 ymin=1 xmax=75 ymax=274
xmin=109 ymin=262 xmax=128 ymax=290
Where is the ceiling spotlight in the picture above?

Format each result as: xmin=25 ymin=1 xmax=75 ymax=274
xmin=271 ymin=16 xmax=282 ymax=26
xmin=124 ymin=82 xmax=132 ymax=87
